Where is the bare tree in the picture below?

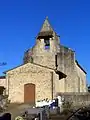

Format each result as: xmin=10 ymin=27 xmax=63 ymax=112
xmin=0 ymin=62 xmax=7 ymax=66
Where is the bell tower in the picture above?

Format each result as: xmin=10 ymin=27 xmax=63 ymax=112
xmin=32 ymin=17 xmax=60 ymax=68
xmin=23 ymin=17 xmax=60 ymax=69
xmin=36 ymin=17 xmax=60 ymax=53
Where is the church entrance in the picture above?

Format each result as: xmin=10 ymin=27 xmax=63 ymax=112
xmin=24 ymin=83 xmax=35 ymax=104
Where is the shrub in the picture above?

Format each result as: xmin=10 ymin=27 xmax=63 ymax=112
xmin=62 ymin=101 xmax=73 ymax=109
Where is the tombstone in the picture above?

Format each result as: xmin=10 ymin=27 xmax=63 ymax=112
xmin=0 ymin=113 xmax=11 ymax=120
xmin=55 ymin=98 xmax=58 ymax=107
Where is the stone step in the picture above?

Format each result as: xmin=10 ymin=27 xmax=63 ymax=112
xmin=49 ymin=114 xmax=70 ymax=120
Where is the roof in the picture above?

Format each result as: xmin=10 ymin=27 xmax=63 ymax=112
xmin=75 ymin=60 xmax=87 ymax=74
xmin=40 ymin=17 xmax=53 ymax=32
xmin=4 ymin=62 xmax=66 ymax=80
xmin=0 ymin=76 xmax=6 ymax=79
xmin=37 ymin=31 xmax=53 ymax=39
xmin=3 ymin=64 xmax=24 ymax=74
xmin=37 ymin=17 xmax=55 ymax=39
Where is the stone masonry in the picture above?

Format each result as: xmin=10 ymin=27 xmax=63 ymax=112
xmin=0 ymin=77 xmax=6 ymax=88
xmin=4 ymin=17 xmax=87 ymax=103
xmin=6 ymin=63 xmax=61 ymax=103
xmin=23 ymin=18 xmax=87 ymax=93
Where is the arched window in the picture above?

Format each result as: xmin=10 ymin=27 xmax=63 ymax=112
xmin=44 ymin=38 xmax=50 ymax=49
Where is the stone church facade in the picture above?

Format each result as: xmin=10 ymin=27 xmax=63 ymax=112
xmin=4 ymin=18 xmax=87 ymax=103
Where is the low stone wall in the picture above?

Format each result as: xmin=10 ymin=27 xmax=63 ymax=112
xmin=57 ymin=92 xmax=90 ymax=107
xmin=0 ymin=78 xmax=6 ymax=88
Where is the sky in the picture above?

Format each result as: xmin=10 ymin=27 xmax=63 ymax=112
xmin=0 ymin=0 xmax=90 ymax=83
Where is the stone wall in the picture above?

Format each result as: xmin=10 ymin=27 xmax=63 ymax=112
xmin=24 ymin=32 xmax=60 ymax=69
xmin=32 ymin=38 xmax=57 ymax=69
xmin=57 ymin=45 xmax=87 ymax=92
xmin=58 ymin=93 xmax=90 ymax=107
xmin=4 ymin=18 xmax=87 ymax=104
xmin=57 ymin=45 xmax=76 ymax=92
xmin=75 ymin=62 xmax=87 ymax=92
xmin=6 ymin=63 xmax=58 ymax=103
xmin=6 ymin=44 xmax=87 ymax=103
xmin=23 ymin=18 xmax=87 ymax=95
xmin=0 ymin=78 xmax=6 ymax=88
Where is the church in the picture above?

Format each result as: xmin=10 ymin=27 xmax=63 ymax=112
xmin=3 ymin=18 xmax=87 ymax=103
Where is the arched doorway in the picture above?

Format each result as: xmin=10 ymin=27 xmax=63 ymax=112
xmin=24 ymin=83 xmax=35 ymax=104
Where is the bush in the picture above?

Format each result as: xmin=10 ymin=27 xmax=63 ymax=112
xmin=61 ymin=101 xmax=73 ymax=115
xmin=62 ymin=101 xmax=73 ymax=111
xmin=62 ymin=109 xmax=69 ymax=115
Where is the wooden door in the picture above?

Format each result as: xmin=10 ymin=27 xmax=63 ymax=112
xmin=24 ymin=83 xmax=35 ymax=104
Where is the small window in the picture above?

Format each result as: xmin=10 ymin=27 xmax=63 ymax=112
xmin=44 ymin=39 xmax=50 ymax=49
